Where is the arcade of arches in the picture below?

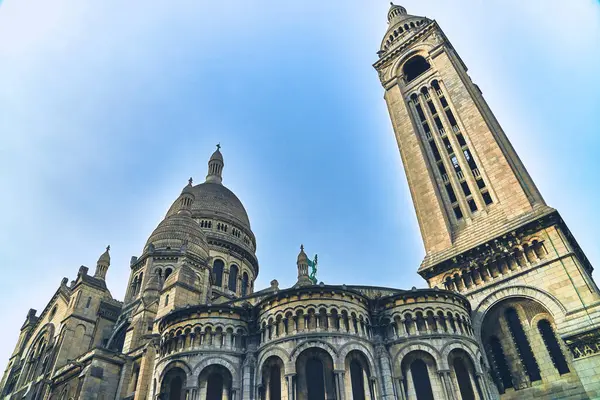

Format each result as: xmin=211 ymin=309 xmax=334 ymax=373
xmin=158 ymin=346 xmax=488 ymax=400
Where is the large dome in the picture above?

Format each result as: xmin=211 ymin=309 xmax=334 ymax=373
xmin=166 ymin=182 xmax=251 ymax=230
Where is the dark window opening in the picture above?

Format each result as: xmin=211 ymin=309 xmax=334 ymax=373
xmin=403 ymin=55 xmax=431 ymax=82
xmin=410 ymin=360 xmax=434 ymax=400
xmin=488 ymin=336 xmax=513 ymax=393
xmin=446 ymin=109 xmax=458 ymax=126
xmin=477 ymin=179 xmax=486 ymax=189
xmin=269 ymin=365 xmax=282 ymax=400
xmin=463 ymin=149 xmax=478 ymax=170
xmin=461 ymin=182 xmax=471 ymax=196
xmin=438 ymin=163 xmax=447 ymax=176
xmin=206 ymin=373 xmax=224 ymax=400
xmin=423 ymin=122 xmax=431 ymax=134
xmin=213 ymin=260 xmax=224 ymax=287
xmin=482 ymin=191 xmax=493 ymax=205
xmin=453 ymin=358 xmax=475 ymax=400
xmin=468 ymin=199 xmax=478 ymax=212
xmin=451 ymin=156 xmax=461 ymax=172
xmin=415 ymin=104 xmax=426 ymax=122
xmin=440 ymin=96 xmax=449 ymax=108
xmin=429 ymin=142 xmax=441 ymax=162
xmin=538 ymin=320 xmax=570 ymax=375
xmin=453 ymin=205 xmax=463 ymax=220
xmin=443 ymin=138 xmax=453 ymax=154
xmin=446 ymin=184 xmax=457 ymax=203
xmin=456 ymin=133 xmax=466 ymax=147
xmin=434 ymin=116 xmax=444 ymax=131
xmin=427 ymin=101 xmax=436 ymax=115
xmin=505 ymin=308 xmax=541 ymax=382
xmin=306 ymin=358 xmax=326 ymax=400
xmin=431 ymin=80 xmax=441 ymax=91
xmin=350 ymin=360 xmax=366 ymax=400
xmin=228 ymin=264 xmax=239 ymax=292
xmin=242 ymin=273 xmax=249 ymax=297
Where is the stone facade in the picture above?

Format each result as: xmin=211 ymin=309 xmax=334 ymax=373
xmin=1 ymin=3 xmax=599 ymax=400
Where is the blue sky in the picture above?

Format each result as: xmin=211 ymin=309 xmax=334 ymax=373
xmin=0 ymin=0 xmax=599 ymax=366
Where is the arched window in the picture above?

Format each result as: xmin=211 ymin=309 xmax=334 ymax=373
xmin=453 ymin=358 xmax=475 ymax=400
xmin=538 ymin=320 xmax=569 ymax=374
xmin=164 ymin=295 xmax=169 ymax=306
xmin=242 ymin=272 xmax=249 ymax=296
xmin=306 ymin=357 xmax=325 ymax=400
xmin=505 ymin=308 xmax=541 ymax=382
xmin=403 ymin=55 xmax=431 ymax=82
xmin=165 ymin=268 xmax=173 ymax=280
xmin=410 ymin=359 xmax=434 ymax=400
xmin=161 ymin=367 xmax=186 ymax=400
xmin=213 ymin=260 xmax=224 ymax=287
xmin=228 ymin=264 xmax=239 ymax=292
xmin=269 ymin=363 xmax=281 ymax=400
xmin=85 ymin=297 xmax=92 ymax=308
xmin=207 ymin=372 xmax=224 ymax=400
xmin=49 ymin=306 xmax=57 ymax=320
xmin=350 ymin=359 xmax=366 ymax=400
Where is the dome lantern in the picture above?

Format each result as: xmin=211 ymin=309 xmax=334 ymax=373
xmin=387 ymin=2 xmax=407 ymax=24
xmin=205 ymin=144 xmax=224 ymax=184
xmin=295 ymin=245 xmax=313 ymax=286
xmin=178 ymin=178 xmax=195 ymax=216
xmin=94 ymin=245 xmax=110 ymax=280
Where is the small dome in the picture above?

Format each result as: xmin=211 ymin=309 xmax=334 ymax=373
xmin=145 ymin=213 xmax=209 ymax=260
xmin=297 ymin=245 xmax=308 ymax=263
xmin=387 ymin=3 xmax=407 ymax=23
xmin=182 ymin=178 xmax=194 ymax=195
xmin=210 ymin=148 xmax=223 ymax=162
xmin=97 ymin=246 xmax=110 ymax=265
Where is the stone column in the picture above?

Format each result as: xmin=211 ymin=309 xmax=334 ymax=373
xmin=439 ymin=370 xmax=457 ymax=400
xmin=474 ymin=373 xmax=489 ymax=400
xmin=285 ymin=374 xmax=296 ymax=400
xmin=375 ymin=345 xmax=395 ymax=400
xmin=334 ymin=371 xmax=345 ymax=400
xmin=243 ymin=354 xmax=256 ymax=400
xmin=135 ymin=344 xmax=157 ymax=400
xmin=394 ymin=377 xmax=406 ymax=400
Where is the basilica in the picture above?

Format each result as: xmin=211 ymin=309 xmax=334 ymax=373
xmin=2 ymin=4 xmax=600 ymax=400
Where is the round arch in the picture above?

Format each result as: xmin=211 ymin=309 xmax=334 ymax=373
xmin=391 ymin=342 xmax=442 ymax=377
xmin=256 ymin=346 xmax=290 ymax=380
xmin=289 ymin=340 xmax=339 ymax=370
xmin=473 ymin=285 xmax=566 ymax=341
xmin=193 ymin=357 xmax=240 ymax=388
xmin=336 ymin=341 xmax=377 ymax=374
xmin=388 ymin=45 xmax=435 ymax=81
xmin=440 ymin=341 xmax=481 ymax=373
xmin=158 ymin=360 xmax=193 ymax=383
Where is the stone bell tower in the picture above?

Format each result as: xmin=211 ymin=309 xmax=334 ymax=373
xmin=375 ymin=4 xmax=600 ymax=398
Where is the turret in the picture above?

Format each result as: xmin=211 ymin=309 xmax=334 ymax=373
xmin=94 ymin=246 xmax=110 ymax=280
xmin=295 ymin=245 xmax=313 ymax=287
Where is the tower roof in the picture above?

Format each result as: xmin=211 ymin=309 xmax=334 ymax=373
xmin=379 ymin=4 xmax=431 ymax=52
xmin=97 ymin=245 xmax=110 ymax=265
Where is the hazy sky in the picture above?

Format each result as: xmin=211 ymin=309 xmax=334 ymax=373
xmin=0 ymin=0 xmax=599 ymax=368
